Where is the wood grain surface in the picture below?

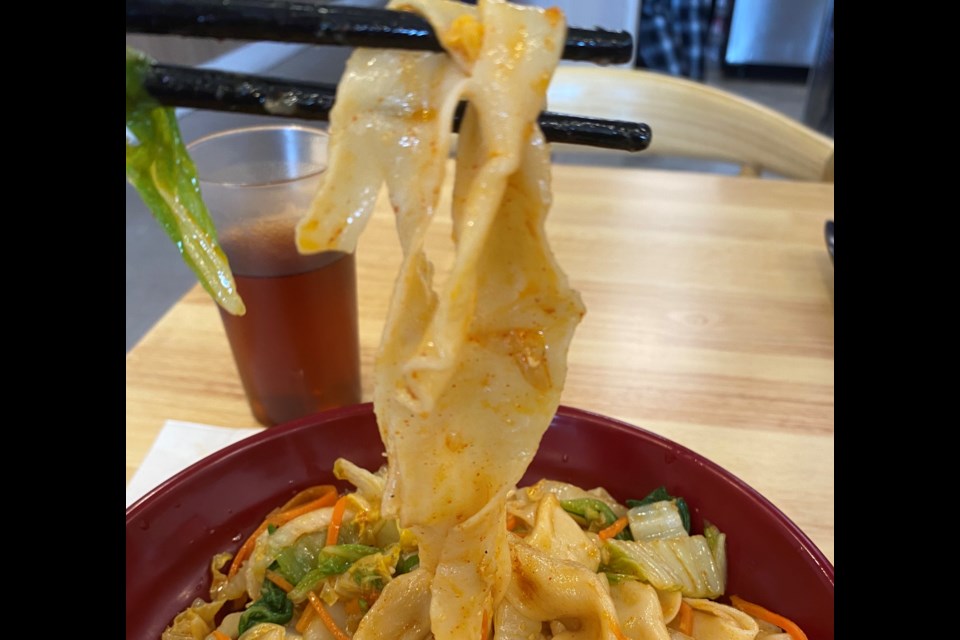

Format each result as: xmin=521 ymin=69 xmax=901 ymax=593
xmin=126 ymin=162 xmax=834 ymax=562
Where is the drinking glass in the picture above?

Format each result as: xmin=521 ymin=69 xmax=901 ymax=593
xmin=187 ymin=125 xmax=361 ymax=426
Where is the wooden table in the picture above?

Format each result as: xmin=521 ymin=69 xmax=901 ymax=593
xmin=126 ymin=163 xmax=834 ymax=563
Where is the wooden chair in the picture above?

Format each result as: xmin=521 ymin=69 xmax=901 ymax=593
xmin=546 ymin=66 xmax=835 ymax=182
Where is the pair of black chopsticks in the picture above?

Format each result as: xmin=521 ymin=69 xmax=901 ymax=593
xmin=126 ymin=0 xmax=652 ymax=152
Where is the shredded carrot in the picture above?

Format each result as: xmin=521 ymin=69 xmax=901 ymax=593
xmin=295 ymin=603 xmax=316 ymax=633
xmin=279 ymin=484 xmax=337 ymax=512
xmin=729 ymin=594 xmax=809 ymax=640
xmin=265 ymin=569 xmax=294 ymax=593
xmin=211 ymin=631 xmax=230 ymax=640
xmin=481 ymin=609 xmax=490 ymax=640
xmin=611 ymin=623 xmax=630 ymax=640
xmin=227 ymin=522 xmax=270 ymax=580
xmin=344 ymin=598 xmax=362 ymax=616
xmin=326 ymin=494 xmax=350 ymax=546
xmin=505 ymin=514 xmax=518 ymax=531
xmin=598 ymin=516 xmax=630 ymax=540
xmin=308 ymin=592 xmax=352 ymax=640
xmin=274 ymin=488 xmax=340 ymax=524
xmin=677 ymin=600 xmax=694 ymax=636
xmin=228 ymin=486 xmax=338 ymax=579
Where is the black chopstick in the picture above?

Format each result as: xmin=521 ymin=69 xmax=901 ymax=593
xmin=126 ymin=0 xmax=634 ymax=65
xmin=143 ymin=63 xmax=652 ymax=152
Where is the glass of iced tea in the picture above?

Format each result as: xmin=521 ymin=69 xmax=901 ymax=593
xmin=187 ymin=125 xmax=361 ymax=426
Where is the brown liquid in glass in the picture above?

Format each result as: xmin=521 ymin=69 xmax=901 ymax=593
xmin=217 ymin=218 xmax=361 ymax=426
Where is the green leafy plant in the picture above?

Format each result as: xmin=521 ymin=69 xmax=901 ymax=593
xmin=238 ymin=578 xmax=294 ymax=634
xmin=125 ymin=47 xmax=245 ymax=315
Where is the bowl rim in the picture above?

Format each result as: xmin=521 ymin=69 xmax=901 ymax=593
xmin=125 ymin=402 xmax=833 ymax=587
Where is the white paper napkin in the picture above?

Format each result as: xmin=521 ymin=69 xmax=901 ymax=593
xmin=126 ymin=420 xmax=265 ymax=508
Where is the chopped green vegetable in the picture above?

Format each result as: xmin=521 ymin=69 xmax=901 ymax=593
xmin=238 ymin=578 xmax=293 ymax=634
xmin=627 ymin=500 xmax=687 ymax=542
xmin=274 ymin=531 xmax=327 ymax=584
xmin=125 ymin=46 xmax=245 ymax=316
xmin=703 ymin=520 xmax=727 ymax=590
xmin=288 ymin=567 xmax=333 ymax=603
xmin=286 ymin=544 xmax=380 ymax=602
xmin=320 ymin=544 xmax=383 ymax=567
xmin=560 ymin=498 xmax=631 ymax=540
xmin=703 ymin=520 xmax=722 ymax=552
xmin=626 ymin=486 xmax=691 ymax=534
xmin=329 ymin=544 xmax=401 ymax=602
xmin=336 ymin=520 xmax=363 ymax=545
xmin=602 ymin=536 xmax=726 ymax=598
xmin=373 ymin=518 xmax=401 ymax=548
xmin=396 ymin=553 xmax=420 ymax=575
xmin=602 ymin=572 xmax=634 ymax=585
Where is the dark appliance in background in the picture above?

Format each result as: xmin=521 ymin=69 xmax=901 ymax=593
xmin=709 ymin=0 xmax=834 ymax=136
xmin=718 ymin=0 xmax=831 ymax=81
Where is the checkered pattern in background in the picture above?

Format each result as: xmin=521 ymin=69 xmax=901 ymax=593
xmin=637 ymin=0 xmax=711 ymax=80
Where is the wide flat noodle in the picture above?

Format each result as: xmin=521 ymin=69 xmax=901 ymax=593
xmin=500 ymin=541 xmax=623 ymax=639
xmin=609 ymin=581 xmax=673 ymax=640
xmin=296 ymin=0 xmax=580 ymax=637
xmin=683 ymin=599 xmax=760 ymax=640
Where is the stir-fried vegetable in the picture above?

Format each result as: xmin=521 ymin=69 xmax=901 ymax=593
xmin=396 ymin=552 xmax=420 ymax=575
xmin=327 ymin=494 xmax=352 ymax=546
xmin=328 ymin=544 xmax=401 ymax=602
xmin=228 ymin=485 xmax=338 ymax=580
xmin=125 ymin=46 xmax=244 ymax=316
xmin=308 ymin=591 xmax=352 ymax=640
xmin=162 ymin=461 xmax=807 ymax=640
xmin=273 ymin=531 xmax=328 ymax=585
xmin=626 ymin=486 xmax=692 ymax=534
xmin=730 ymin=595 xmax=810 ymax=640
xmin=265 ymin=569 xmax=295 ymax=593
xmin=704 ymin=520 xmax=727 ymax=589
xmin=560 ymin=497 xmax=632 ymax=540
xmin=238 ymin=579 xmax=294 ymax=634
xmin=598 ymin=516 xmax=630 ymax=541
xmin=161 ymin=598 xmax=225 ymax=640
xmin=287 ymin=544 xmax=381 ymax=602
xmin=602 ymin=534 xmax=726 ymax=598
xmin=627 ymin=499 xmax=688 ymax=541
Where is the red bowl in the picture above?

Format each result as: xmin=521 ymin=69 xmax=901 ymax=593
xmin=126 ymin=403 xmax=834 ymax=639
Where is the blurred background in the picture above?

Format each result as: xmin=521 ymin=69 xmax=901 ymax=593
xmin=126 ymin=0 xmax=834 ymax=352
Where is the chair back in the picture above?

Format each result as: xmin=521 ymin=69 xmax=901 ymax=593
xmin=547 ymin=66 xmax=835 ymax=182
